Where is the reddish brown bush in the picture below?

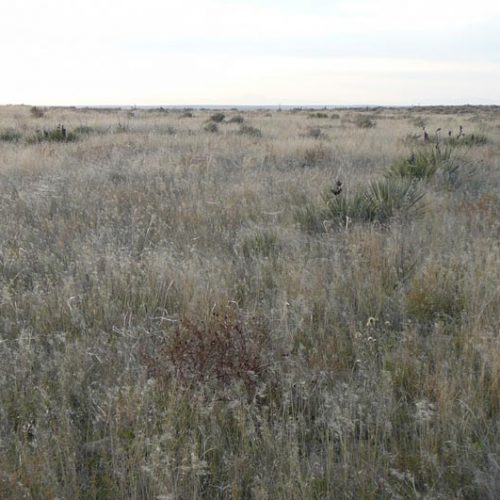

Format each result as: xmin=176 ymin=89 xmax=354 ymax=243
xmin=144 ymin=307 xmax=268 ymax=391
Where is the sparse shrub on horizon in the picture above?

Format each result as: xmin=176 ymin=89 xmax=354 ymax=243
xmin=354 ymin=114 xmax=376 ymax=128
xmin=30 ymin=106 xmax=45 ymax=118
xmin=210 ymin=112 xmax=225 ymax=123
xmin=238 ymin=124 xmax=262 ymax=137
xmin=308 ymin=112 xmax=328 ymax=119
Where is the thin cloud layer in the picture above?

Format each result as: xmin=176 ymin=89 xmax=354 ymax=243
xmin=1 ymin=0 xmax=499 ymax=105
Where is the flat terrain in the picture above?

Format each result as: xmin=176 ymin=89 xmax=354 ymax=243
xmin=0 ymin=105 xmax=499 ymax=498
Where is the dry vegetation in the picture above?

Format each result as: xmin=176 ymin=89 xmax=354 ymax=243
xmin=0 ymin=104 xmax=500 ymax=499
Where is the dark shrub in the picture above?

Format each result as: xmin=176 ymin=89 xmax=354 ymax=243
xmin=204 ymin=122 xmax=218 ymax=133
xmin=238 ymin=125 xmax=262 ymax=137
xmin=210 ymin=112 xmax=225 ymax=123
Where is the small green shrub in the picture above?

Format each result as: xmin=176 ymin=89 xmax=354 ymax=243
xmin=238 ymin=125 xmax=262 ymax=137
xmin=204 ymin=122 xmax=218 ymax=133
xmin=354 ymin=115 xmax=376 ymax=128
xmin=0 ymin=129 xmax=22 ymax=143
xmin=210 ymin=112 xmax=225 ymax=123
xmin=308 ymin=112 xmax=328 ymax=119
xmin=387 ymin=153 xmax=439 ymax=180
xmin=26 ymin=125 xmax=78 ymax=143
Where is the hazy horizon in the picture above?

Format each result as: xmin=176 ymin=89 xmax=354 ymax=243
xmin=6 ymin=103 xmax=500 ymax=110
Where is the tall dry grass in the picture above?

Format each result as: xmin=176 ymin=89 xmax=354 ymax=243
xmin=0 ymin=105 xmax=499 ymax=498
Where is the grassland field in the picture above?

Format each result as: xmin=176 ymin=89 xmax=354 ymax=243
xmin=0 ymin=104 xmax=499 ymax=499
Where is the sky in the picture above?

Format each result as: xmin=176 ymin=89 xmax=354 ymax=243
xmin=1 ymin=0 xmax=500 ymax=106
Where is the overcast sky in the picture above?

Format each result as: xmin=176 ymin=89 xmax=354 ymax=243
xmin=1 ymin=0 xmax=500 ymax=105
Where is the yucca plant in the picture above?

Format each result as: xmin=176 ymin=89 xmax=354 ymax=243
xmin=322 ymin=178 xmax=425 ymax=227
xmin=386 ymin=145 xmax=453 ymax=180
xmin=322 ymin=188 xmax=374 ymax=225
xmin=387 ymin=152 xmax=439 ymax=180
xmin=365 ymin=178 xmax=425 ymax=223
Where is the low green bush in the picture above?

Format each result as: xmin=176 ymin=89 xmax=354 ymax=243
xmin=308 ymin=112 xmax=328 ymax=119
xmin=354 ymin=115 xmax=376 ymax=128
xmin=0 ymin=128 xmax=22 ymax=143
xmin=238 ymin=125 xmax=262 ymax=137
xmin=210 ymin=112 xmax=225 ymax=123
xmin=26 ymin=125 xmax=78 ymax=143
xmin=204 ymin=122 xmax=218 ymax=133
